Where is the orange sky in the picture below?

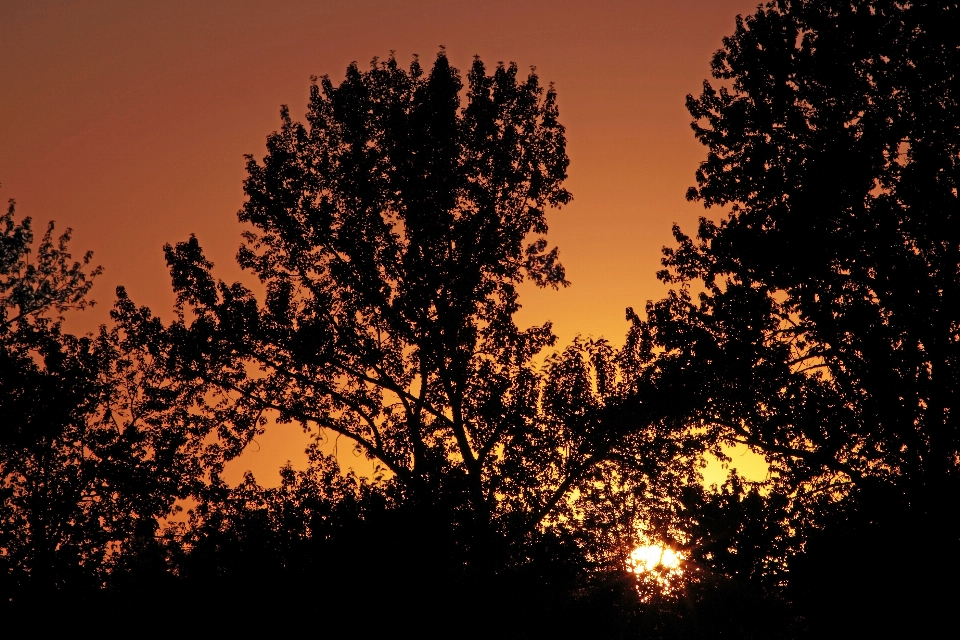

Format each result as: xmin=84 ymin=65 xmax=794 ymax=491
xmin=1 ymin=0 xmax=763 ymax=485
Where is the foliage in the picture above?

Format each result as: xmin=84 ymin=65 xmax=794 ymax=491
xmin=0 ymin=200 xmax=229 ymax=601
xmin=628 ymin=0 xmax=960 ymax=630
xmin=145 ymin=51 xmax=693 ymax=577
xmin=8 ymin=4 xmax=959 ymax=628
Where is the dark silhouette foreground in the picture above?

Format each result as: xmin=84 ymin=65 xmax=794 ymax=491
xmin=3 ymin=2 xmax=960 ymax=637
xmin=627 ymin=0 xmax=960 ymax=635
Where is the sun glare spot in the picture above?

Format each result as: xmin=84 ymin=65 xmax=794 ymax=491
xmin=628 ymin=544 xmax=682 ymax=572
xmin=626 ymin=544 xmax=686 ymax=600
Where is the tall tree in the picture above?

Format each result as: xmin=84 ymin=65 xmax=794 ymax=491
xmin=0 ymin=199 xmax=229 ymax=603
xmin=629 ymin=0 xmax=960 ymax=630
xmin=147 ymin=52 xmax=689 ymax=579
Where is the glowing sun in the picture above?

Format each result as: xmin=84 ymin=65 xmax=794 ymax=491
xmin=627 ymin=544 xmax=683 ymax=573
xmin=626 ymin=544 xmax=686 ymax=599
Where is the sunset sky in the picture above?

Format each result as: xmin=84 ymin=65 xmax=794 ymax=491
xmin=1 ymin=0 xmax=764 ymax=484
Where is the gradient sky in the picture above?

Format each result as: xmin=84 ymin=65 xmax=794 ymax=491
xmin=1 ymin=0 xmax=764 ymax=485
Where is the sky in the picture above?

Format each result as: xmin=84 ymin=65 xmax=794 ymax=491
xmin=0 ymin=0 xmax=765 ymax=485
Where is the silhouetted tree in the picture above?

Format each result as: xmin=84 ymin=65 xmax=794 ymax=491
xmin=0 ymin=200 xmax=104 ymax=596
xmin=628 ymin=0 xmax=960 ymax=633
xmin=125 ymin=52 xmax=693 ymax=628
xmin=0 ymin=200 xmax=240 ymax=608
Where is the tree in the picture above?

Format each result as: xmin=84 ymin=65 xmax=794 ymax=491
xmin=143 ymin=51 xmax=691 ymax=603
xmin=1 ymin=199 xmax=104 ymax=595
xmin=629 ymin=0 xmax=960 ymax=630
xmin=0 ymin=199 xmax=228 ymax=605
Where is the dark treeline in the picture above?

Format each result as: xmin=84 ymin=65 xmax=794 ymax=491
xmin=2 ymin=1 xmax=958 ymax=637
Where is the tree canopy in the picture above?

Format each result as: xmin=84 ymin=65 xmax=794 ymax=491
xmin=628 ymin=0 xmax=960 ymax=633
xmin=3 ymin=5 xmax=960 ymax=634
xmin=0 ymin=200 xmax=211 ymax=601
xmin=111 ymin=52 xmax=692 ymax=628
